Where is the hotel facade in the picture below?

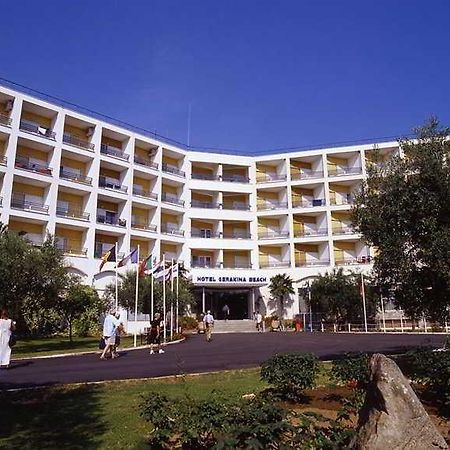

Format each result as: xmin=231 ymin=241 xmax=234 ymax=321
xmin=0 ymin=83 xmax=397 ymax=324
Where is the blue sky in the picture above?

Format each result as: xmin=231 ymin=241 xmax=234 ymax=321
xmin=1 ymin=0 xmax=449 ymax=153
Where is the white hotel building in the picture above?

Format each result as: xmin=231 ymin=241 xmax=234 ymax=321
xmin=0 ymin=83 xmax=397 ymax=322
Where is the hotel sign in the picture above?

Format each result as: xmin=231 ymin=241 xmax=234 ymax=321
xmin=193 ymin=274 xmax=268 ymax=285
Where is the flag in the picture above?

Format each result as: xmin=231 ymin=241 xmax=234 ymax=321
xmin=99 ymin=245 xmax=116 ymax=271
xmin=117 ymin=248 xmax=138 ymax=267
xmin=171 ymin=261 xmax=179 ymax=278
xmin=153 ymin=263 xmax=169 ymax=280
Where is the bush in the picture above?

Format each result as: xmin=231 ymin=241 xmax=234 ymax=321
xmin=260 ymin=352 xmax=319 ymax=400
xmin=180 ymin=316 xmax=198 ymax=330
xmin=331 ymin=352 xmax=371 ymax=389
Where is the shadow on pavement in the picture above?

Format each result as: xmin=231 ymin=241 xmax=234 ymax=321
xmin=0 ymin=384 xmax=105 ymax=449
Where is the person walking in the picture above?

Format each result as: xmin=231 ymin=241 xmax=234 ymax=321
xmin=222 ymin=304 xmax=230 ymax=321
xmin=0 ymin=309 xmax=15 ymax=369
xmin=100 ymin=310 xmax=121 ymax=360
xmin=203 ymin=310 xmax=215 ymax=342
xmin=148 ymin=313 xmax=164 ymax=354
xmin=112 ymin=312 xmax=125 ymax=358
xmin=255 ymin=311 xmax=263 ymax=332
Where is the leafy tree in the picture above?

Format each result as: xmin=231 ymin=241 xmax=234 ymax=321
xmin=268 ymin=273 xmax=294 ymax=318
xmin=352 ymin=118 xmax=450 ymax=321
xmin=309 ymin=269 xmax=378 ymax=324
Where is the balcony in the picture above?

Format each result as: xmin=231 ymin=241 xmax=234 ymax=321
xmin=191 ymin=261 xmax=221 ymax=269
xmin=259 ymin=260 xmax=290 ymax=268
xmin=11 ymin=195 xmax=49 ymax=213
xmin=328 ymin=166 xmax=362 ymax=177
xmin=256 ymin=173 xmax=287 ymax=183
xmin=100 ymin=144 xmax=129 ymax=161
xmin=56 ymin=205 xmax=89 ymax=221
xmin=332 ymin=224 xmax=355 ymax=235
xmin=290 ymin=170 xmax=324 ymax=181
xmin=257 ymin=201 xmax=288 ymax=211
xmin=20 ymin=120 xmax=55 ymax=140
xmin=0 ymin=113 xmax=11 ymax=127
xmin=335 ymin=255 xmax=373 ymax=266
xmin=223 ymin=262 xmax=252 ymax=269
xmin=15 ymin=156 xmax=52 ymax=176
xmin=222 ymin=232 xmax=251 ymax=239
xmin=294 ymin=228 xmax=328 ymax=238
xmin=63 ymin=133 xmax=94 ymax=151
xmin=99 ymin=176 xmax=127 ymax=193
xmin=56 ymin=241 xmax=87 ymax=256
xmin=134 ymin=155 xmax=158 ymax=170
xmin=222 ymin=202 xmax=250 ymax=210
xmin=131 ymin=220 xmax=157 ymax=232
xmin=296 ymin=259 xmax=330 ymax=267
xmin=258 ymin=230 xmax=290 ymax=240
xmin=132 ymin=186 xmax=157 ymax=200
xmin=191 ymin=230 xmax=221 ymax=238
xmin=161 ymin=227 xmax=184 ymax=236
xmin=162 ymin=163 xmax=185 ymax=178
xmin=292 ymin=199 xmax=325 ymax=208
xmin=191 ymin=172 xmax=219 ymax=181
xmin=59 ymin=169 xmax=92 ymax=185
xmin=330 ymin=196 xmax=354 ymax=206
xmin=161 ymin=193 xmax=184 ymax=206
xmin=191 ymin=200 xmax=220 ymax=209
xmin=221 ymin=174 xmax=250 ymax=183
xmin=97 ymin=214 xmax=126 ymax=227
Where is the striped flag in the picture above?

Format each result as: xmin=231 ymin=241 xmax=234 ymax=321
xmin=117 ymin=248 xmax=138 ymax=267
xmin=99 ymin=245 xmax=116 ymax=271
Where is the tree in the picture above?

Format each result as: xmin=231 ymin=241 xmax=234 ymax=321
xmin=268 ymin=273 xmax=294 ymax=318
xmin=55 ymin=277 xmax=101 ymax=341
xmin=352 ymin=117 xmax=450 ymax=321
xmin=309 ymin=269 xmax=378 ymax=324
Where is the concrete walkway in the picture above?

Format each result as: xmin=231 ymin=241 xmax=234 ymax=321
xmin=0 ymin=332 xmax=445 ymax=390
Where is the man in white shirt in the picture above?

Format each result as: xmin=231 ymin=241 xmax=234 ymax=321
xmin=100 ymin=311 xmax=121 ymax=360
xmin=203 ymin=310 xmax=215 ymax=342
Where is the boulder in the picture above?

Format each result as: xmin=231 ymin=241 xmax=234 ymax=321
xmin=351 ymin=353 xmax=448 ymax=450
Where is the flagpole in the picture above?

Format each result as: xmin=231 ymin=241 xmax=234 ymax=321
xmin=176 ymin=262 xmax=179 ymax=333
xmin=162 ymin=253 xmax=166 ymax=343
xmin=134 ymin=245 xmax=140 ymax=347
xmin=150 ymin=259 xmax=154 ymax=320
xmin=170 ymin=258 xmax=174 ymax=340
xmin=361 ymin=273 xmax=368 ymax=333
xmin=115 ymin=242 xmax=119 ymax=312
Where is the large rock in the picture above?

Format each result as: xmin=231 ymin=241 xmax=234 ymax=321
xmin=351 ymin=353 xmax=448 ymax=450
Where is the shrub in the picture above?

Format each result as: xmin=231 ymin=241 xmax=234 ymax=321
xmin=331 ymin=352 xmax=371 ymax=389
xmin=180 ymin=316 xmax=198 ymax=330
xmin=260 ymin=352 xmax=319 ymax=400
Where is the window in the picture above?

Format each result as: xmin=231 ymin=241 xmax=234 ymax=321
xmin=193 ymin=255 xmax=211 ymax=267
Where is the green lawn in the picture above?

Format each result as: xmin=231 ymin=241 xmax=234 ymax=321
xmin=0 ymin=368 xmax=271 ymax=450
xmin=13 ymin=335 xmax=136 ymax=359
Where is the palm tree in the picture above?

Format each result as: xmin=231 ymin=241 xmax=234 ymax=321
xmin=269 ymin=273 xmax=295 ymax=319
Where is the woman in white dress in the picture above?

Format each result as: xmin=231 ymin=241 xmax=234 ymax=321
xmin=0 ymin=309 xmax=15 ymax=368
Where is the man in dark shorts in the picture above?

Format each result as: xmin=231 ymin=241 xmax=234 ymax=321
xmin=148 ymin=313 xmax=164 ymax=354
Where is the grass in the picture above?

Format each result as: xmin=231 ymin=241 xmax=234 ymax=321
xmin=13 ymin=335 xmax=136 ymax=359
xmin=0 ymin=368 xmax=269 ymax=450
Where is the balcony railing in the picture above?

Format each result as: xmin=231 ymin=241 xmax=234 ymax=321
xmin=256 ymin=173 xmax=287 ymax=183
xmin=162 ymin=163 xmax=185 ymax=177
xmin=335 ymin=255 xmax=373 ymax=265
xmin=56 ymin=205 xmax=89 ymax=221
xmin=99 ymin=176 xmax=128 ymax=193
xmin=223 ymin=262 xmax=252 ymax=269
xmin=258 ymin=230 xmax=290 ymax=240
xmin=15 ymin=156 xmax=52 ymax=175
xmin=161 ymin=227 xmax=185 ymax=236
xmin=56 ymin=241 xmax=87 ymax=256
xmin=328 ymin=166 xmax=362 ymax=177
xmin=63 ymin=133 xmax=95 ymax=151
xmin=292 ymin=199 xmax=325 ymax=208
xmin=11 ymin=195 xmax=49 ymax=213
xmin=191 ymin=172 xmax=220 ymax=181
xmin=330 ymin=196 xmax=354 ymax=206
xmin=296 ymin=259 xmax=330 ymax=267
xmin=259 ymin=260 xmax=290 ymax=268
xmin=96 ymin=215 xmax=127 ymax=227
xmin=134 ymin=155 xmax=158 ymax=169
xmin=294 ymin=228 xmax=328 ymax=238
xmin=222 ymin=232 xmax=251 ymax=239
xmin=20 ymin=120 xmax=56 ymax=139
xmin=131 ymin=221 xmax=157 ymax=232
xmin=161 ymin=193 xmax=184 ymax=206
xmin=332 ymin=225 xmax=355 ymax=235
xmin=191 ymin=230 xmax=221 ymax=238
xmin=0 ymin=113 xmax=11 ymax=127
xmin=257 ymin=201 xmax=289 ymax=211
xmin=222 ymin=202 xmax=251 ymax=210
xmin=290 ymin=170 xmax=324 ymax=181
xmin=191 ymin=261 xmax=221 ymax=269
xmin=222 ymin=174 xmax=250 ymax=183
xmin=132 ymin=186 xmax=157 ymax=200
xmin=191 ymin=200 xmax=220 ymax=209
xmin=59 ymin=169 xmax=92 ymax=185
xmin=100 ymin=144 xmax=129 ymax=161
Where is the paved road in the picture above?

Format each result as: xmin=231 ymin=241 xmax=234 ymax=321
xmin=1 ymin=333 xmax=445 ymax=390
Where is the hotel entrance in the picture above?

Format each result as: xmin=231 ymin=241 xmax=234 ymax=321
xmin=193 ymin=288 xmax=251 ymax=319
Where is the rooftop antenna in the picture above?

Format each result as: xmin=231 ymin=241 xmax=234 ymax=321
xmin=187 ymin=103 xmax=192 ymax=147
